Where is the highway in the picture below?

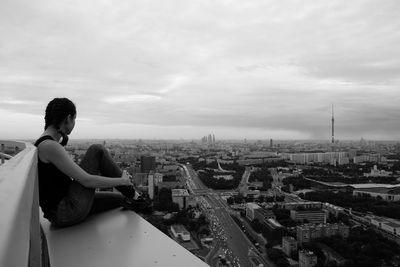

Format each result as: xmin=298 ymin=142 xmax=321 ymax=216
xmin=182 ymin=164 xmax=271 ymax=267
xmin=238 ymin=167 xmax=251 ymax=192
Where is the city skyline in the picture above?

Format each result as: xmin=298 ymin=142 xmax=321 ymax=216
xmin=1 ymin=0 xmax=400 ymax=140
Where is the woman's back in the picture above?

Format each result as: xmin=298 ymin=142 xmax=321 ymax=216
xmin=34 ymin=135 xmax=72 ymax=220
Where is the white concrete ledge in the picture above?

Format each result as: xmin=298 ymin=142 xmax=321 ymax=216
xmin=0 ymin=143 xmax=37 ymax=267
xmin=41 ymin=208 xmax=209 ymax=267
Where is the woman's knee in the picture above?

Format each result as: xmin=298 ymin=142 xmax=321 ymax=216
xmin=87 ymin=144 xmax=106 ymax=155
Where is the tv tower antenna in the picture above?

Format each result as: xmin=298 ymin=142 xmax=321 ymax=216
xmin=331 ymin=104 xmax=335 ymax=149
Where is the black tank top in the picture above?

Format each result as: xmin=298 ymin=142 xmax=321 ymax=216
xmin=34 ymin=135 xmax=72 ymax=218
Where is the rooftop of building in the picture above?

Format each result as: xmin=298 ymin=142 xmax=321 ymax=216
xmin=299 ymin=250 xmax=316 ymax=257
xmin=323 ymin=203 xmax=344 ymax=210
xmin=371 ymin=217 xmax=400 ymax=227
xmin=246 ymin=202 xmax=261 ymax=209
xmin=282 ymin=236 xmax=296 ymax=242
xmin=384 ymin=221 xmax=400 ymax=228
xmin=284 ymin=201 xmax=322 ymax=205
xmin=266 ymin=218 xmax=284 ymax=229
xmin=353 ymin=187 xmax=400 ymax=194
xmin=291 ymin=209 xmax=326 ymax=214
xmin=350 ymin=183 xmax=400 ymax=189
xmin=254 ymin=208 xmax=275 ymax=217
xmin=171 ymin=224 xmax=190 ymax=234
xmin=296 ymin=223 xmax=347 ymax=230
xmin=171 ymin=188 xmax=190 ymax=197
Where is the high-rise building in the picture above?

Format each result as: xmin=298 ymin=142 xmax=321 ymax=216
xmin=148 ymin=172 xmax=154 ymax=199
xmin=141 ymin=156 xmax=156 ymax=173
xmin=282 ymin=236 xmax=297 ymax=258
xmin=270 ymin=139 xmax=273 ymax=148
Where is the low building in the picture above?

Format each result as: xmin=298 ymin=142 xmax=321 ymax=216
xmin=338 ymin=157 xmax=349 ymax=165
xmin=353 ymin=187 xmax=400 ymax=202
xmin=262 ymin=219 xmax=284 ymax=246
xmin=172 ymin=189 xmax=193 ymax=210
xmin=370 ymin=217 xmax=400 ymax=236
xmin=296 ymin=223 xmax=350 ymax=244
xmin=290 ymin=210 xmax=327 ymax=224
xmin=282 ymin=236 xmax=297 ymax=258
xmin=279 ymin=201 xmax=323 ymax=210
xmin=171 ymin=224 xmax=191 ymax=242
xmin=323 ymin=203 xmax=344 ymax=218
xmin=353 ymin=155 xmax=368 ymax=164
xmin=364 ymin=165 xmax=392 ymax=177
xmin=254 ymin=208 xmax=276 ymax=223
xmin=246 ymin=203 xmax=261 ymax=221
xmin=299 ymin=250 xmax=317 ymax=267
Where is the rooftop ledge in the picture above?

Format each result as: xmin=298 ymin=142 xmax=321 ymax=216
xmin=42 ymin=208 xmax=208 ymax=267
xmin=0 ymin=141 xmax=209 ymax=267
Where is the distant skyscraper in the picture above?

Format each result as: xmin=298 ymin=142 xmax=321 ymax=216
xmin=212 ymin=134 xmax=215 ymax=143
xmin=141 ymin=156 xmax=156 ymax=173
xmin=148 ymin=172 xmax=154 ymax=199
xmin=270 ymin=139 xmax=273 ymax=148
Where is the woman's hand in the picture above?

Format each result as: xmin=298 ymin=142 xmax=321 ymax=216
xmin=120 ymin=170 xmax=133 ymax=186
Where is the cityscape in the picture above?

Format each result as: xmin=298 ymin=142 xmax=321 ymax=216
xmin=3 ymin=124 xmax=400 ymax=267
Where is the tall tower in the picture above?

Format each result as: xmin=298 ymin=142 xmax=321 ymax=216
xmin=148 ymin=172 xmax=154 ymax=200
xmin=331 ymin=104 xmax=335 ymax=149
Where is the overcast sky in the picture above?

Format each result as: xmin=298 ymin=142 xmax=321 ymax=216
xmin=1 ymin=0 xmax=399 ymax=140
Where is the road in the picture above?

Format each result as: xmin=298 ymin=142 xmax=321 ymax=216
xmin=238 ymin=167 xmax=251 ymax=192
xmin=182 ymin=164 xmax=272 ymax=267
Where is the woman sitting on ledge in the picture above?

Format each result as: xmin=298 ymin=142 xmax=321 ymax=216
xmin=35 ymin=97 xmax=148 ymax=227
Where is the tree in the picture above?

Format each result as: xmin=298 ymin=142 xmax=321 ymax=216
xmin=234 ymin=193 xmax=244 ymax=204
xmin=199 ymin=228 xmax=210 ymax=236
xmin=276 ymin=259 xmax=289 ymax=267
xmin=257 ymin=195 xmax=265 ymax=203
xmin=251 ymin=218 xmax=263 ymax=233
xmin=227 ymin=197 xmax=234 ymax=205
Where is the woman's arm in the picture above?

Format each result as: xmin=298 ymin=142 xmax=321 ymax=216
xmin=38 ymin=141 xmax=132 ymax=189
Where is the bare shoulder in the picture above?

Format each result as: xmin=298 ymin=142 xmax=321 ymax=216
xmin=37 ymin=139 xmax=63 ymax=163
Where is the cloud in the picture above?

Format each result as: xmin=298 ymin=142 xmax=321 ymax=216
xmin=103 ymin=94 xmax=162 ymax=104
xmin=0 ymin=0 xmax=399 ymax=140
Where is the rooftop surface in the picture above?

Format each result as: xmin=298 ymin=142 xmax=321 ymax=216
xmin=171 ymin=188 xmax=190 ymax=197
xmin=42 ymin=208 xmax=208 ymax=267
xmin=171 ymin=224 xmax=190 ymax=234
xmin=350 ymin=183 xmax=400 ymax=189
xmin=246 ymin=202 xmax=261 ymax=209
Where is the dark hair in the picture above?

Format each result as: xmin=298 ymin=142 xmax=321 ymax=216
xmin=44 ymin=98 xmax=76 ymax=130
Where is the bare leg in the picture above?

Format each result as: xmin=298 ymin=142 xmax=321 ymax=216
xmin=79 ymin=144 xmax=137 ymax=198
xmin=54 ymin=144 xmax=136 ymax=227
